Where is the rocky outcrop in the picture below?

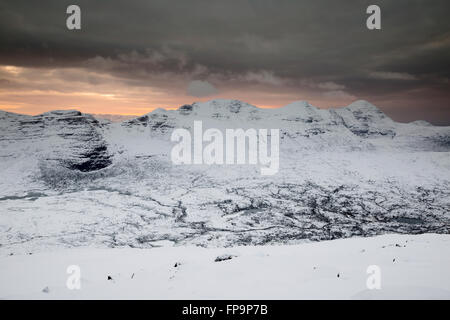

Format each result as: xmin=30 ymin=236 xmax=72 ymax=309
xmin=0 ymin=110 xmax=111 ymax=172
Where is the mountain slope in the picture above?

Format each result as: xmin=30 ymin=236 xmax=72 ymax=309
xmin=0 ymin=100 xmax=449 ymax=253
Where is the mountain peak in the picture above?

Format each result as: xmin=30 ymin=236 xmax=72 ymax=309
xmin=281 ymin=100 xmax=316 ymax=110
xmin=346 ymin=100 xmax=380 ymax=112
xmin=344 ymin=100 xmax=392 ymax=122
xmin=41 ymin=110 xmax=83 ymax=116
xmin=189 ymin=99 xmax=258 ymax=114
xmin=152 ymin=108 xmax=168 ymax=114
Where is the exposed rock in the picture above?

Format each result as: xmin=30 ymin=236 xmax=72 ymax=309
xmin=215 ymin=254 xmax=237 ymax=262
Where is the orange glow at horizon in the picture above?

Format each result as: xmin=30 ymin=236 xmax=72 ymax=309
xmin=0 ymin=95 xmax=351 ymax=116
xmin=0 ymin=65 xmax=359 ymax=116
xmin=0 ymin=88 xmax=356 ymax=117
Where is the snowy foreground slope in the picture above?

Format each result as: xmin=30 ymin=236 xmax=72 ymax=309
xmin=0 ymin=99 xmax=449 ymax=253
xmin=0 ymin=234 xmax=449 ymax=299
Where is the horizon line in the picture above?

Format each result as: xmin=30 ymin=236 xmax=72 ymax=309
xmin=0 ymin=98 xmax=369 ymax=117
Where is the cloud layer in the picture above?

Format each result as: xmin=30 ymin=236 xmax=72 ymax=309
xmin=0 ymin=0 xmax=449 ymax=123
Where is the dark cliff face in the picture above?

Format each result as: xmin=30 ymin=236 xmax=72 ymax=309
xmin=0 ymin=110 xmax=111 ymax=172
xmin=39 ymin=111 xmax=112 ymax=171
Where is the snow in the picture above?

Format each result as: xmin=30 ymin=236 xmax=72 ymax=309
xmin=0 ymin=100 xmax=449 ymax=252
xmin=0 ymin=233 xmax=449 ymax=299
xmin=0 ymin=99 xmax=449 ymax=300
xmin=0 ymin=99 xmax=449 ymax=299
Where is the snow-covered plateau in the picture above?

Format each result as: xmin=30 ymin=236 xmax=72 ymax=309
xmin=0 ymin=234 xmax=449 ymax=299
xmin=0 ymin=99 xmax=449 ymax=299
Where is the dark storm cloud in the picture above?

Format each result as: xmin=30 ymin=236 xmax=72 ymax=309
xmin=0 ymin=0 xmax=449 ymax=123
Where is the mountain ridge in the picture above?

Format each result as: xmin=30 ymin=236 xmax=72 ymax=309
xmin=0 ymin=99 xmax=446 ymax=126
xmin=1 ymin=99 xmax=449 ymax=175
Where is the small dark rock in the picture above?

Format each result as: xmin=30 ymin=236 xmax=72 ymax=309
xmin=107 ymin=275 xmax=113 ymax=280
xmin=215 ymin=254 xmax=236 ymax=262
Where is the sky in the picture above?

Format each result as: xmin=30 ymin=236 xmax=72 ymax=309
xmin=0 ymin=0 xmax=449 ymax=124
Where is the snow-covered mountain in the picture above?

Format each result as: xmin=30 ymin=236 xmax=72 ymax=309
xmin=118 ymin=99 xmax=448 ymax=151
xmin=0 ymin=100 xmax=449 ymax=254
